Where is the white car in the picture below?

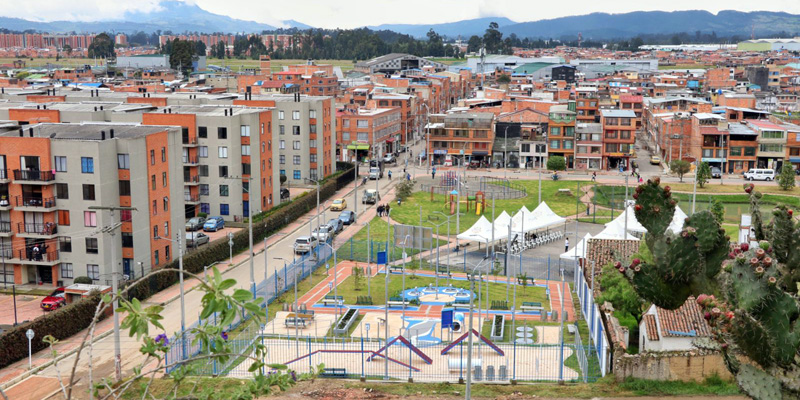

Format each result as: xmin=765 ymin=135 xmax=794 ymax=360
xmin=311 ymin=225 xmax=332 ymax=242
xmin=294 ymin=236 xmax=318 ymax=254
xmin=743 ymin=168 xmax=775 ymax=181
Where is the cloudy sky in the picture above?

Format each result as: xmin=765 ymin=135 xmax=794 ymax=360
xmin=2 ymin=0 xmax=800 ymax=28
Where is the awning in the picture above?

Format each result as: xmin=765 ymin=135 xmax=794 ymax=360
xmin=347 ymin=144 xmax=370 ymax=150
xmin=385 ymin=137 xmax=395 ymax=143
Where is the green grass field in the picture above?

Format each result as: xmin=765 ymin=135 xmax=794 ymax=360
xmin=329 ymin=273 xmax=549 ymax=310
xmin=335 ymin=216 xmax=445 ymax=263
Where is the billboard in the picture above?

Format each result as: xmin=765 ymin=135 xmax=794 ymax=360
xmin=393 ymin=224 xmax=433 ymax=250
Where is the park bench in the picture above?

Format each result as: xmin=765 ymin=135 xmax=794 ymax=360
xmin=453 ymin=298 xmax=471 ymax=309
xmin=436 ymin=265 xmax=449 ymax=275
xmin=387 ymin=296 xmax=409 ymax=307
xmin=389 ymin=265 xmax=405 ymax=273
xmin=556 ymin=188 xmax=572 ymax=195
xmin=322 ymin=295 xmax=344 ymax=306
xmin=521 ymin=302 xmax=544 ymax=312
xmin=321 ymin=367 xmax=348 ymax=378
xmin=285 ymin=312 xmax=315 ymax=320
xmin=284 ymin=317 xmax=307 ymax=328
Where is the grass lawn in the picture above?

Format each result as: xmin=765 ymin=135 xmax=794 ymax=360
xmin=331 ymin=273 xmax=549 ymax=310
xmin=479 ymin=318 xmax=539 ymax=343
xmin=390 ymin=180 xmax=588 ymax=236
xmin=669 ymin=181 xmax=800 ymax=196
xmin=335 ymin=216 xmax=445 ymax=263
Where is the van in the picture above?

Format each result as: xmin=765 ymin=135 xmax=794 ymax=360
xmin=743 ymin=168 xmax=775 ymax=181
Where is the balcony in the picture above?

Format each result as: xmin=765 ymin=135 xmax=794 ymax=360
xmin=0 ymin=169 xmax=8 ymax=183
xmin=182 ymin=137 xmax=199 ymax=147
xmin=14 ymin=196 xmax=57 ymax=212
xmin=184 ymin=194 xmax=200 ymax=204
xmin=17 ymin=222 xmax=58 ymax=239
xmin=0 ymin=220 xmax=11 ymax=237
xmin=183 ymin=157 xmax=199 ymax=166
xmin=13 ymin=169 xmax=56 ymax=184
xmin=0 ymin=196 xmax=10 ymax=211
xmin=183 ymin=175 xmax=200 ymax=185
xmin=13 ymin=248 xmax=60 ymax=265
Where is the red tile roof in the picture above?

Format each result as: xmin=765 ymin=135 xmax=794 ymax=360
xmin=644 ymin=314 xmax=659 ymax=341
xmin=655 ymin=296 xmax=712 ymax=338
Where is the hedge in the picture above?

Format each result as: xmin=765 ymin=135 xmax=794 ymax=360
xmin=0 ymin=293 xmax=102 ymax=369
xmin=126 ymin=162 xmax=355 ymax=301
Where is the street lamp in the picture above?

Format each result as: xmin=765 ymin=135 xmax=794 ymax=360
xmin=155 ymin=233 xmax=186 ymax=359
xmin=463 ymin=256 xmax=492 ymax=400
xmin=224 ymin=176 xmax=256 ymax=297
xmin=274 ymin=256 xmax=300 ymax=355
xmin=399 ymin=234 xmax=411 ymax=325
xmin=305 ymin=177 xmax=322 ymax=243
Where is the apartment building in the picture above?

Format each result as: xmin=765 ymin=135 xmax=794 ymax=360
xmin=619 ymin=95 xmax=644 ymax=130
xmin=575 ymin=123 xmax=603 ymax=170
xmin=748 ymin=119 xmax=797 ymax=170
xmin=692 ymin=113 xmax=727 ymax=169
xmin=601 ymin=109 xmax=637 ymax=171
xmin=547 ymin=104 xmax=576 ymax=168
xmin=0 ymin=123 xmax=184 ymax=287
xmin=574 ymin=87 xmax=599 ymax=123
xmin=427 ymin=113 xmax=495 ymax=166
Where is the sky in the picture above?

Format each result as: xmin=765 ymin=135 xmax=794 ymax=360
xmin=2 ymin=0 xmax=800 ymax=28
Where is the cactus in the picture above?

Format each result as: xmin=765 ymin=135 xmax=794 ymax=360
xmin=623 ymin=181 xmax=800 ymax=399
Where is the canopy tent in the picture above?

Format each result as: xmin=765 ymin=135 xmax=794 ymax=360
xmin=561 ymin=233 xmax=593 ymax=260
xmin=527 ymin=202 xmax=567 ymax=230
xmin=605 ymin=205 xmax=687 ymax=235
xmin=668 ymin=206 xmax=688 ymax=234
xmin=492 ymin=211 xmax=513 ymax=240
xmin=595 ymin=223 xmax=640 ymax=241
xmin=456 ymin=216 xmax=494 ymax=243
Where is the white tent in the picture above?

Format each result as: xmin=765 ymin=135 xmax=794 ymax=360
xmin=456 ymin=216 xmax=494 ymax=243
xmin=560 ymin=233 xmax=593 ymax=260
xmin=595 ymin=223 xmax=640 ymax=241
xmin=492 ymin=211 xmax=513 ymax=240
xmin=667 ymin=206 xmax=688 ymax=234
xmin=527 ymin=201 xmax=567 ymax=231
xmin=605 ymin=206 xmax=646 ymax=233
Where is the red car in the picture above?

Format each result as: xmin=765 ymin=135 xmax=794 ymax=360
xmin=40 ymin=287 xmax=66 ymax=311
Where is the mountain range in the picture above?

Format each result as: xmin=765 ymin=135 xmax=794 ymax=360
xmin=3 ymin=3 xmax=800 ymax=41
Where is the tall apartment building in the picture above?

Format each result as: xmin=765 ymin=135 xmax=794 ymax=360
xmin=547 ymin=104 xmax=576 ymax=168
xmin=0 ymin=123 xmax=184 ymax=287
xmin=600 ymin=109 xmax=637 ymax=171
xmin=337 ymin=107 xmax=402 ymax=161
xmin=427 ymin=113 xmax=495 ymax=166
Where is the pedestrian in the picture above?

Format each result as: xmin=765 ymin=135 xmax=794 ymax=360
xmin=377 ymin=204 xmax=383 ymax=217
xmin=591 ymin=171 xmax=597 ymax=182
xmin=385 ymin=204 xmax=391 ymax=216
xmin=407 ymin=173 xmax=411 ymax=181
xmin=564 ymin=237 xmax=570 ymax=252
xmin=388 ymin=170 xmax=392 ymax=180
xmin=432 ymin=167 xmax=436 ymax=180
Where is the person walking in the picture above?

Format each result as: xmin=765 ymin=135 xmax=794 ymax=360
xmin=591 ymin=171 xmax=597 ymax=182
xmin=388 ymin=170 xmax=392 ymax=180
xmin=385 ymin=204 xmax=391 ymax=217
xmin=432 ymin=166 xmax=436 ymax=180
xmin=377 ymin=204 xmax=383 ymax=217
xmin=564 ymin=237 xmax=570 ymax=252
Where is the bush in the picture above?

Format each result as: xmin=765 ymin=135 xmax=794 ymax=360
xmin=0 ymin=294 xmax=102 ymax=368
xmin=73 ymin=276 xmax=93 ymax=284
xmin=547 ymin=155 xmax=566 ymax=171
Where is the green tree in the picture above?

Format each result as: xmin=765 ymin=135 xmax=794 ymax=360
xmin=88 ymin=32 xmax=115 ymax=59
xmin=669 ymin=160 xmax=691 ymax=182
xmin=778 ymin=161 xmax=796 ymax=190
xmin=194 ymin=40 xmax=207 ymax=56
xmin=710 ymin=197 xmax=725 ymax=222
xmin=169 ymin=38 xmax=195 ymax=72
xmin=629 ymin=37 xmax=644 ymax=51
xmin=597 ymin=263 xmax=648 ymax=326
xmin=352 ymin=264 xmax=364 ymax=291
xmin=467 ymin=35 xmax=482 ymax=53
xmin=547 ymin=155 xmax=566 ymax=171
xmin=696 ymin=161 xmax=711 ymax=188
xmin=496 ymin=73 xmax=511 ymax=84
xmin=483 ymin=22 xmax=503 ymax=54
xmin=62 ymin=44 xmax=72 ymax=56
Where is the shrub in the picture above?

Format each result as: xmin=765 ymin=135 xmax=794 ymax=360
xmin=0 ymin=294 xmax=102 ymax=368
xmin=73 ymin=276 xmax=93 ymax=284
xmin=547 ymin=156 xmax=566 ymax=171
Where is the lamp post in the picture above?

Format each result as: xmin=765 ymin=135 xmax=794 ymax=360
xmin=305 ymin=178 xmax=321 ymax=246
xmin=155 ymin=233 xmax=186 ymax=361
xmin=464 ymin=256 xmax=492 ymax=400
xmin=422 ymin=103 xmax=431 ymax=173
xmin=224 ymin=176 xmax=255 ymax=297
xmin=399 ymin=234 xmax=411 ymax=325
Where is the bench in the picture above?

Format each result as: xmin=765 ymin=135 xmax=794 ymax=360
xmin=285 ymin=312 xmax=315 ymax=320
xmin=521 ymin=302 xmax=544 ymax=312
xmin=387 ymin=296 xmax=409 ymax=307
xmin=557 ymin=188 xmax=572 ymax=195
xmin=322 ymin=295 xmax=344 ymax=306
xmin=389 ymin=265 xmax=405 ymax=273
xmin=284 ymin=317 xmax=307 ymax=328
xmin=453 ymin=299 xmax=471 ymax=309
xmin=321 ymin=367 xmax=348 ymax=378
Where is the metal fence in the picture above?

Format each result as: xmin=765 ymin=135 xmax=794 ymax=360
xmin=574 ymin=262 xmax=611 ymax=376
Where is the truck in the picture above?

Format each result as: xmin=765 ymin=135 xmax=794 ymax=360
xmin=368 ymin=159 xmax=384 ymax=179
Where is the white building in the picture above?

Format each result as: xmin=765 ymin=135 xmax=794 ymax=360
xmin=639 ymin=297 xmax=712 ymax=352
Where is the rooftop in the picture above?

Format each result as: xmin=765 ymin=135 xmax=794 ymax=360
xmin=0 ymin=123 xmax=174 ymax=140
xmin=600 ymin=109 xmax=637 ymax=118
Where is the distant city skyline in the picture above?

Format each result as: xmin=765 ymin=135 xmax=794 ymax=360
xmin=1 ymin=0 xmax=800 ymax=29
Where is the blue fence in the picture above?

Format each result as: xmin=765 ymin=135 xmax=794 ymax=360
xmin=574 ymin=262 xmax=611 ymax=376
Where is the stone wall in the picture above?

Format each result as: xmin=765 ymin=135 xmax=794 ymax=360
xmin=613 ymin=349 xmax=733 ymax=381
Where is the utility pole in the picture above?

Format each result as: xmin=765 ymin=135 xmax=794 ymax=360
xmin=89 ymin=205 xmax=136 ymax=382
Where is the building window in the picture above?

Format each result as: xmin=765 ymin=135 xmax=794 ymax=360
xmin=218 ymin=146 xmax=228 ymax=158
xmin=54 ymin=156 xmax=67 ymax=172
xmin=310 ymin=169 xmax=318 ymax=180
xmin=81 ymin=157 xmax=94 ymax=173
xmin=279 ymin=110 xmax=285 ymax=120
xmin=163 ymin=196 xmax=169 ymax=211
xmin=164 ymin=221 xmax=169 ymax=236
xmin=293 ymin=126 xmax=300 ymax=135
xmin=293 ymin=170 xmax=301 ymax=179
xmin=153 ymin=225 xmax=158 ymax=239
xmin=310 ymin=124 xmax=317 ymax=134
xmin=198 ymin=146 xmax=208 ymax=158
xmin=199 ymin=165 xmax=209 ymax=177
xmin=218 ymin=127 xmax=227 ymax=139
xmin=58 ymin=210 xmax=70 ymax=226
xmin=550 ymin=140 xmax=560 ymax=149
xmin=120 ymin=210 xmax=132 ymax=222
xmin=117 ymin=154 xmax=130 ymax=169
xmin=279 ymin=140 xmax=286 ymax=149
xmin=220 ymin=185 xmax=229 ymax=196
xmin=200 ymin=203 xmax=210 ymax=214
xmin=154 ymin=251 xmax=160 ymax=267
xmin=309 ymin=139 xmax=317 ymax=148
xmin=59 ymin=237 xmax=72 ymax=253
xmin=165 ymin=245 xmax=170 ymax=260
xmin=151 ymin=175 xmax=156 ymax=190
xmin=242 ymin=163 xmax=251 ymax=175
xmin=357 ymin=133 xmax=368 ymax=141
xmin=280 ymin=155 xmax=286 ymax=164
xmin=82 ymin=184 xmax=96 ymax=201
xmin=161 ymin=147 xmax=166 ymax=162
xmin=310 ymin=110 xmax=316 ymax=118
xmin=241 ymin=145 xmax=251 ymax=156
xmin=310 ymin=154 xmax=317 ymax=163
xmin=56 ymin=183 xmax=69 ymax=199
xmin=122 ymin=232 xmax=133 ymax=248
xmin=292 ymin=111 xmax=300 ymax=120
xmin=85 ymin=238 xmax=98 ymax=254
xmin=198 ymin=126 xmax=208 ymax=138
xmin=119 ymin=180 xmax=131 ymax=196
xmin=61 ymin=263 xmax=73 ymax=279
xmin=150 ymin=150 xmax=155 ymax=165
xmin=293 ymin=141 xmax=301 ymax=150
xmin=293 ymin=155 xmax=301 ymax=165
xmin=219 ymin=165 xmax=228 ymax=177
xmin=242 ymin=181 xmax=250 ymax=193
xmin=240 ymin=125 xmax=250 ymax=137
xmin=162 ymin=172 xmax=167 ymax=187
xmin=87 ymin=264 xmax=99 ymax=280
xmin=280 ymin=125 xmax=285 ymax=135
xmin=200 ymin=184 xmax=209 ymax=195
xmin=220 ymin=204 xmax=229 ymax=215
xmin=152 ymin=200 xmax=157 ymax=215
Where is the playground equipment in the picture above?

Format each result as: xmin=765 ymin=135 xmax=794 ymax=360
xmin=444 ymin=190 xmax=485 ymax=215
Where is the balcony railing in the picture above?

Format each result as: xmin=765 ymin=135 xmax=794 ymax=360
xmin=13 ymin=169 xmax=56 ymax=182
xmin=183 ymin=157 xmax=199 ymax=165
xmin=184 ymin=175 xmax=200 ymax=184
xmin=15 ymin=196 xmax=56 ymax=208
xmin=182 ymin=137 xmax=199 ymax=145
xmin=0 ymin=248 xmax=11 ymax=259
xmin=0 ymin=221 xmax=10 ymax=233
xmin=17 ymin=222 xmax=58 ymax=235
xmin=184 ymin=194 xmax=200 ymax=202
xmin=0 ymin=169 xmax=7 ymax=180
xmin=18 ymin=248 xmax=59 ymax=263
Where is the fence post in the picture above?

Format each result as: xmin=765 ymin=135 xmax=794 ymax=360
xmin=361 ymin=335 xmax=365 ymax=380
xmin=308 ymin=335 xmax=312 ymax=372
xmin=512 ymin=337 xmax=517 ymax=382
xmin=459 ymin=340 xmax=464 ymax=383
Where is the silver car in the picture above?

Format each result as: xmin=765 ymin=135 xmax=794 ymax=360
xmin=185 ymin=232 xmax=210 ymax=247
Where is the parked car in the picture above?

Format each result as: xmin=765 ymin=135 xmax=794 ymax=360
xmin=203 ymin=216 xmax=225 ymax=232
xmin=649 ymin=155 xmax=661 ymax=165
xmin=711 ymin=166 xmax=722 ymax=178
xmin=40 ymin=287 xmax=66 ymax=311
xmin=363 ymin=189 xmax=380 ymax=204
xmin=294 ymin=236 xmax=318 ymax=254
xmin=327 ymin=218 xmax=344 ymax=234
xmin=330 ymin=198 xmax=347 ymax=211
xmin=185 ymin=217 xmax=207 ymax=231
xmin=280 ymin=188 xmax=290 ymax=201
xmin=186 ymin=232 xmax=210 ymax=247
xmin=743 ymin=168 xmax=776 ymax=181
xmin=339 ymin=210 xmax=356 ymax=225
xmin=383 ymin=154 xmax=396 ymax=165
xmin=312 ymin=225 xmax=332 ymax=242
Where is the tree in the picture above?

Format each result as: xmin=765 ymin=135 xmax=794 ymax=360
xmin=467 ymin=35 xmax=482 ymax=53
xmin=62 ymin=44 xmax=72 ymax=56
xmin=547 ymin=155 xmax=566 ymax=171
xmin=88 ymin=32 xmax=115 ymax=59
xmin=496 ymin=73 xmax=511 ymax=84
xmin=629 ymin=37 xmax=644 ymax=51
xmin=709 ymin=197 xmax=725 ymax=222
xmin=169 ymin=39 xmax=195 ymax=72
xmin=778 ymin=161 xmax=796 ymax=190
xmin=194 ymin=40 xmax=207 ymax=56
xmin=696 ymin=161 xmax=711 ymax=188
xmin=669 ymin=160 xmax=691 ymax=182
xmin=597 ymin=263 xmax=648 ymax=346
xmin=483 ymin=22 xmax=503 ymax=54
